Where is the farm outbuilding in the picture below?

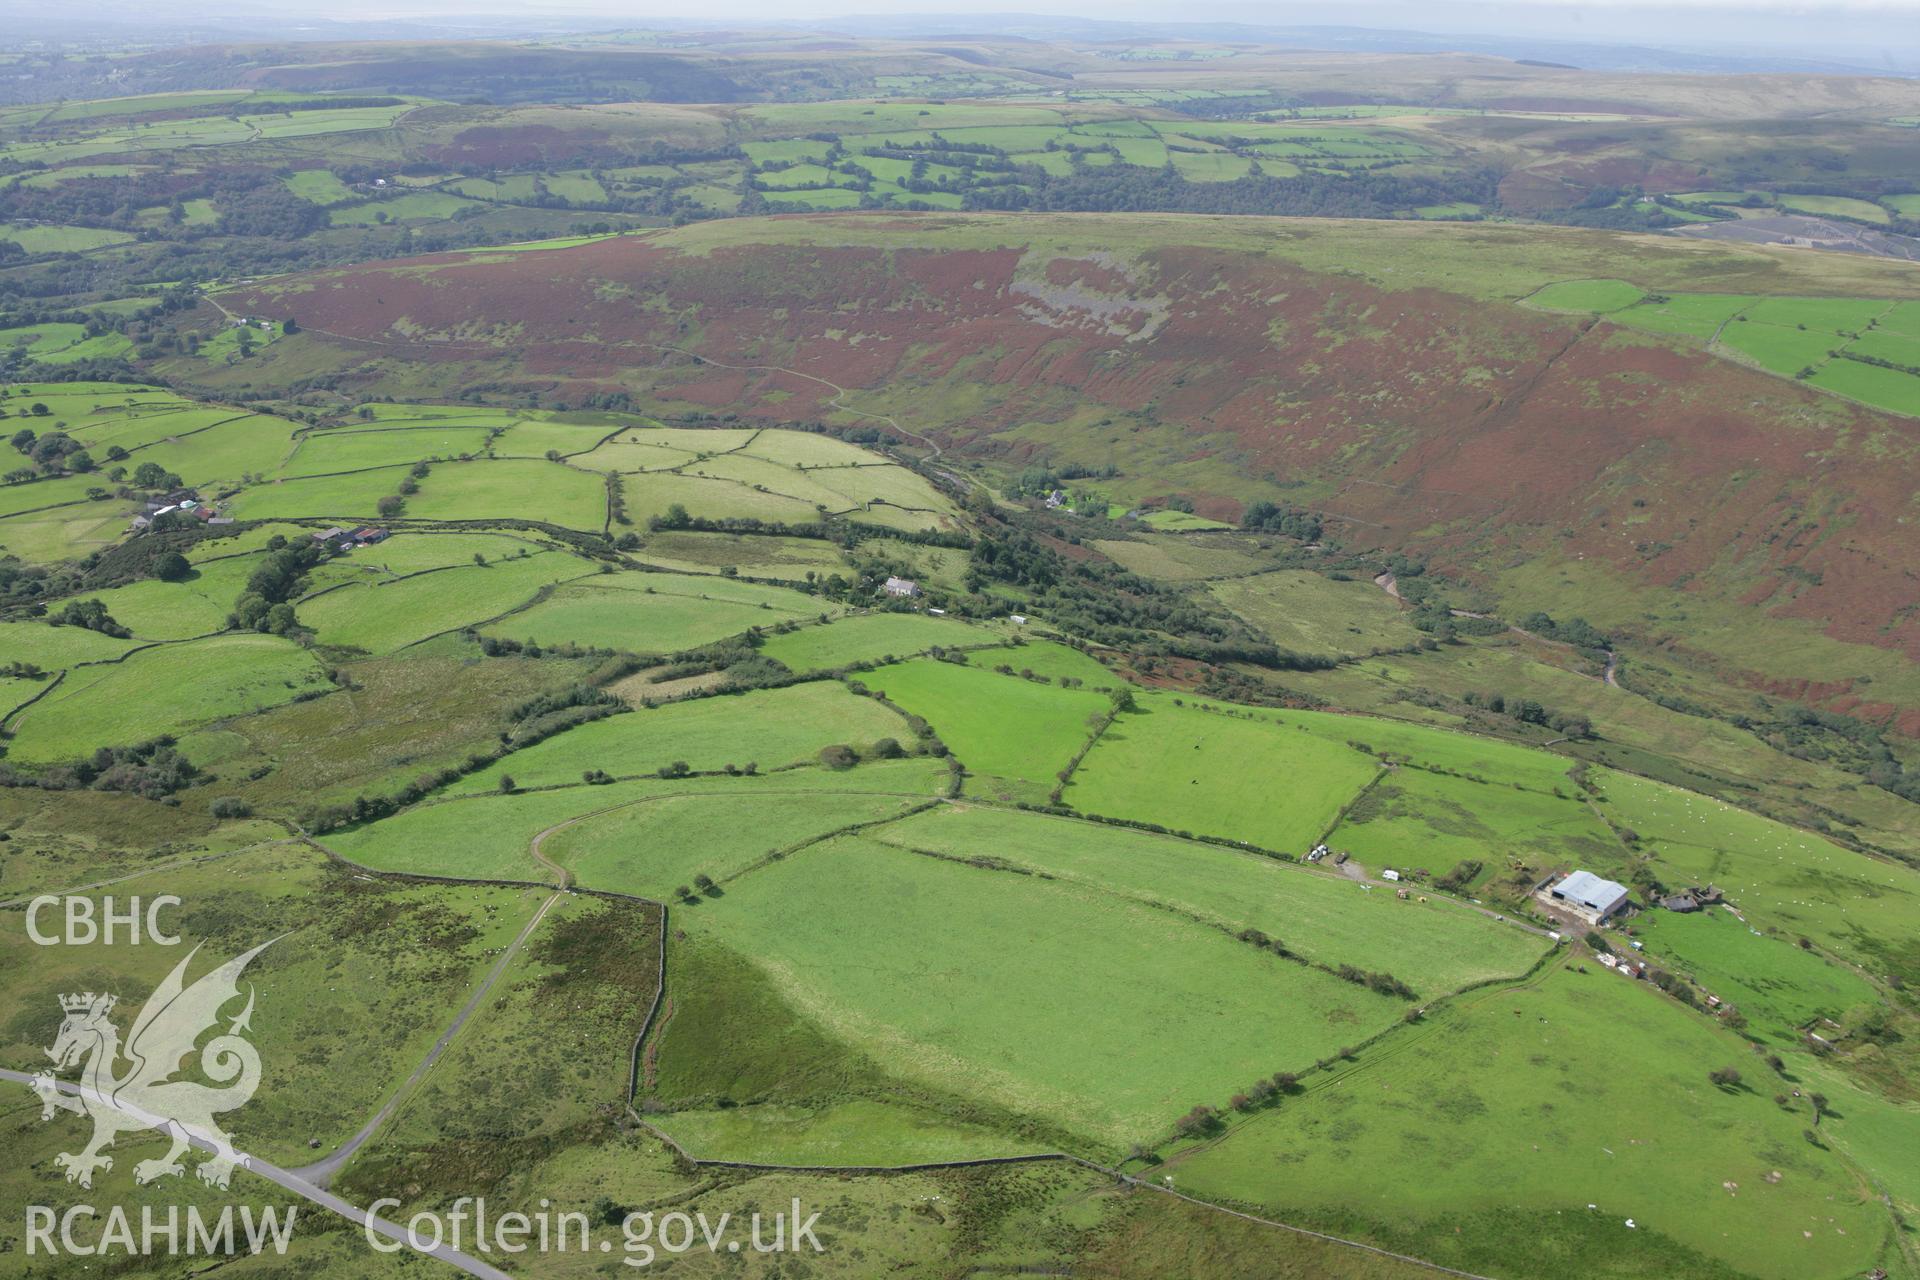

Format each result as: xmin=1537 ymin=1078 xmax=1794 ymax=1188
xmin=1547 ymin=870 xmax=1630 ymax=922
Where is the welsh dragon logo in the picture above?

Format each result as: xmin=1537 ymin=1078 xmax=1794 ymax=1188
xmin=32 ymin=940 xmax=273 ymax=1190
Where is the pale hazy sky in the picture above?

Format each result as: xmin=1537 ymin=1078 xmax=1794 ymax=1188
xmin=318 ymin=0 xmax=1920 ymax=56
xmin=25 ymin=0 xmax=1920 ymax=59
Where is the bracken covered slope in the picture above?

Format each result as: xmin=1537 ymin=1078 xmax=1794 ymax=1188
xmin=219 ymin=213 xmax=1920 ymax=716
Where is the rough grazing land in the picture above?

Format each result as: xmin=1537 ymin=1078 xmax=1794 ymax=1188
xmin=222 ymin=215 xmax=1920 ymax=712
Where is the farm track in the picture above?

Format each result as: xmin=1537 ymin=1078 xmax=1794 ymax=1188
xmin=0 ymin=1068 xmax=513 ymax=1280
xmin=288 ymin=885 xmax=564 ymax=1187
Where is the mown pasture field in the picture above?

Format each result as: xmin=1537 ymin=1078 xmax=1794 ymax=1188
xmin=967 ymin=639 xmax=1119 ymax=687
xmin=481 ymin=571 xmax=825 ymax=654
xmin=1092 ymin=535 xmax=1270 ymax=581
xmin=543 ymin=786 xmax=935 ymax=900
xmin=222 ymin=466 xmax=414 ymax=520
xmin=863 ymin=656 xmax=1113 ymax=801
xmin=876 ymin=805 xmax=1547 ymax=993
xmin=300 ymin=550 xmax=594 ymax=654
xmin=633 ymin=529 xmax=848 ymax=580
xmin=448 ymin=680 xmax=911 ymax=793
xmin=1171 ymin=963 xmax=1895 ymax=1280
xmin=406 ymin=458 xmax=607 ymax=528
xmin=57 ymin=553 xmax=263 ymax=641
xmin=1139 ymin=508 xmax=1233 ymax=531
xmin=689 ymin=832 xmax=1411 ymax=1151
xmin=758 ymin=610 xmax=1001 ymax=671
xmin=1808 ymin=357 xmax=1920 ymax=416
xmin=0 ymin=617 xmax=141 ymax=667
xmin=121 ymin=412 xmax=298 ymax=486
xmin=1330 ymin=766 xmax=1622 ymax=886
xmin=1628 ymin=906 xmax=1878 ymax=1044
xmin=1523 ymin=279 xmax=1920 ymax=415
xmin=6 ymin=632 xmax=330 ymax=764
xmin=326 ymin=759 xmax=948 ymax=882
xmin=1068 ymin=695 xmax=1379 ymax=853
xmin=1289 ymin=705 xmax=1583 ymax=795
xmin=278 ymin=424 xmax=496 ymax=475
xmin=617 ymin=470 xmax=841 ymax=527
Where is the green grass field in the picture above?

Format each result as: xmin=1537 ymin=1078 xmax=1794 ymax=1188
xmin=408 ymin=458 xmax=607 ymax=528
xmin=1330 ymin=766 xmax=1621 ymax=886
xmin=1068 ymin=694 xmax=1379 ymax=852
xmin=222 ymin=466 xmax=413 ymax=520
xmin=326 ymin=760 xmax=947 ymax=882
xmin=1520 ymin=281 xmax=1920 ymax=412
xmin=450 ymin=680 xmax=910 ymax=793
xmin=481 ymin=571 xmax=824 ymax=655
xmin=542 ymin=784 xmax=935 ymax=899
xmin=120 ymin=412 xmax=297 ymax=486
xmin=968 ymin=639 xmax=1119 ymax=687
xmin=1140 ymin=508 xmax=1234 ymax=531
xmin=1776 ymin=193 xmax=1890 ymax=223
xmin=328 ymin=192 xmax=481 ymax=225
xmin=688 ymin=832 xmax=1411 ymax=1150
xmin=759 ymin=611 xmax=1001 ymax=671
xmin=1627 ymin=906 xmax=1878 ymax=1044
xmin=0 ymin=618 xmax=141 ymax=667
xmin=1807 ymin=356 xmax=1920 ymax=416
xmin=283 ymin=169 xmax=358 ymax=204
xmin=300 ymin=551 xmax=593 ymax=653
xmin=1591 ymin=769 xmax=1920 ymax=985
xmin=1614 ymin=292 xmax=1756 ymax=339
xmin=52 ymin=553 xmax=262 ymax=641
xmin=279 ymin=425 xmax=496 ymax=475
xmin=1172 ymin=961 xmax=1894 ymax=1280
xmin=864 ymin=656 xmax=1113 ymax=801
xmin=1717 ymin=320 xmax=1841 ymax=375
xmin=1290 ymin=706 xmax=1583 ymax=795
xmin=876 ymin=804 xmax=1546 ymax=992
xmin=6 ymin=633 xmax=330 ymax=764
xmin=0 ymin=222 xmax=135 ymax=253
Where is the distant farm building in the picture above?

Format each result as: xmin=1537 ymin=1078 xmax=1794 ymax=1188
xmin=1546 ymin=870 xmax=1630 ymax=923
xmin=882 ymin=576 xmax=920 ymax=598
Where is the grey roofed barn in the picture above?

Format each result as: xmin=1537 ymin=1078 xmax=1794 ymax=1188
xmin=1549 ymin=870 xmax=1631 ymax=919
